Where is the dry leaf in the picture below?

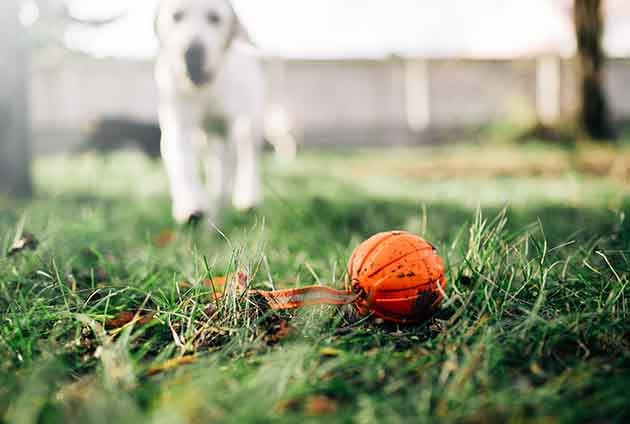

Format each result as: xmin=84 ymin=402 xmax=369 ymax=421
xmin=202 ymin=277 xmax=225 ymax=302
xmin=305 ymin=395 xmax=338 ymax=416
xmin=235 ymin=271 xmax=249 ymax=290
xmin=154 ymin=229 xmax=176 ymax=247
xmin=530 ymin=362 xmax=546 ymax=377
xmin=275 ymin=398 xmax=300 ymax=414
xmin=177 ymin=281 xmax=192 ymax=290
xmin=265 ymin=320 xmax=295 ymax=343
xmin=275 ymin=320 xmax=293 ymax=339
xmin=67 ymin=274 xmax=78 ymax=293
xmin=146 ymin=355 xmax=197 ymax=376
xmin=105 ymin=310 xmax=155 ymax=329
xmin=203 ymin=276 xmax=227 ymax=288
xmin=319 ymin=347 xmax=342 ymax=357
xmin=203 ymin=303 xmax=218 ymax=316
xmin=7 ymin=232 xmax=38 ymax=256
xmin=203 ymin=272 xmax=249 ymax=298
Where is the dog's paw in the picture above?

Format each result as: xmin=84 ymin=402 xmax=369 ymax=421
xmin=233 ymin=191 xmax=262 ymax=211
xmin=174 ymin=207 xmax=220 ymax=230
xmin=185 ymin=211 xmax=205 ymax=227
xmin=172 ymin=200 xmax=208 ymax=225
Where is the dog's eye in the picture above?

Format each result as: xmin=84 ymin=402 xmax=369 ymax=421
xmin=173 ymin=10 xmax=185 ymax=23
xmin=206 ymin=11 xmax=221 ymax=25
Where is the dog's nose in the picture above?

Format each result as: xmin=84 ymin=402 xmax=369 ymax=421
xmin=184 ymin=42 xmax=208 ymax=86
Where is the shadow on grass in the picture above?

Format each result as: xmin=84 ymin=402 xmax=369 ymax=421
xmin=2 ymin=176 xmax=627 ymax=261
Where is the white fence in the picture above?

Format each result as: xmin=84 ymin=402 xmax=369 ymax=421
xmin=31 ymin=55 xmax=630 ymax=153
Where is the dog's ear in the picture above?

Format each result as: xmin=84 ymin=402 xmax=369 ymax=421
xmin=154 ymin=0 xmax=164 ymax=45
xmin=229 ymin=5 xmax=255 ymax=46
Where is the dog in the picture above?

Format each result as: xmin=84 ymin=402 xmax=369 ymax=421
xmin=155 ymin=0 xmax=266 ymax=224
xmin=81 ymin=117 xmax=162 ymax=159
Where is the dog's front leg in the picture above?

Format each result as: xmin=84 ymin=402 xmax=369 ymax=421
xmin=231 ymin=116 xmax=262 ymax=210
xmin=205 ymin=135 xmax=234 ymax=214
xmin=159 ymin=104 xmax=208 ymax=223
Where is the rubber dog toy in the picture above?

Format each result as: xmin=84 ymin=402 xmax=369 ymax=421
xmin=256 ymin=231 xmax=446 ymax=324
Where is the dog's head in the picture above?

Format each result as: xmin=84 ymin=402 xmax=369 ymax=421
xmin=155 ymin=0 xmax=252 ymax=87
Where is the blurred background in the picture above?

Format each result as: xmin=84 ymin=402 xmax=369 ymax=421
xmin=0 ymin=0 xmax=629 ymax=198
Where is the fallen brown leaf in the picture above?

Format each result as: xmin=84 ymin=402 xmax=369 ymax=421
xmin=305 ymin=395 xmax=338 ymax=416
xmin=203 ymin=303 xmax=218 ymax=316
xmin=146 ymin=355 xmax=197 ymax=376
xmin=319 ymin=347 xmax=342 ymax=357
xmin=177 ymin=281 xmax=192 ymax=290
xmin=203 ymin=276 xmax=227 ymax=288
xmin=275 ymin=398 xmax=300 ymax=414
xmin=105 ymin=310 xmax=155 ymax=329
xmin=265 ymin=320 xmax=295 ymax=343
xmin=67 ymin=274 xmax=78 ymax=293
xmin=275 ymin=320 xmax=293 ymax=339
xmin=202 ymin=278 xmax=225 ymax=302
xmin=235 ymin=271 xmax=249 ymax=289
xmin=203 ymin=272 xmax=249 ymax=300
xmin=154 ymin=229 xmax=176 ymax=247
xmin=7 ymin=232 xmax=38 ymax=256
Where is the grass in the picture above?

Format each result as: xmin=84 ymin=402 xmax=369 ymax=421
xmin=1 ymin=143 xmax=629 ymax=423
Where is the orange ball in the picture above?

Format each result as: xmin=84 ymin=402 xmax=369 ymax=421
xmin=346 ymin=231 xmax=446 ymax=324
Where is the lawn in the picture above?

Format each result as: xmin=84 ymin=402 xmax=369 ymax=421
xmin=1 ymin=143 xmax=629 ymax=423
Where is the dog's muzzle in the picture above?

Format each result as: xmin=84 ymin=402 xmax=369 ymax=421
xmin=184 ymin=42 xmax=210 ymax=86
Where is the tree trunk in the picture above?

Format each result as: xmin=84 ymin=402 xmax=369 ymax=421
xmin=0 ymin=1 xmax=33 ymax=197
xmin=574 ymin=0 xmax=615 ymax=140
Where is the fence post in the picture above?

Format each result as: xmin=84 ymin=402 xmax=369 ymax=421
xmin=0 ymin=1 xmax=33 ymax=197
xmin=405 ymin=59 xmax=431 ymax=132
xmin=536 ymin=56 xmax=562 ymax=126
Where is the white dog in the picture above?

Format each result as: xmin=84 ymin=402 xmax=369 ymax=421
xmin=155 ymin=0 xmax=265 ymax=224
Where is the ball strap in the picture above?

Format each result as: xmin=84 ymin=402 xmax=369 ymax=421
xmin=253 ymin=286 xmax=359 ymax=310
